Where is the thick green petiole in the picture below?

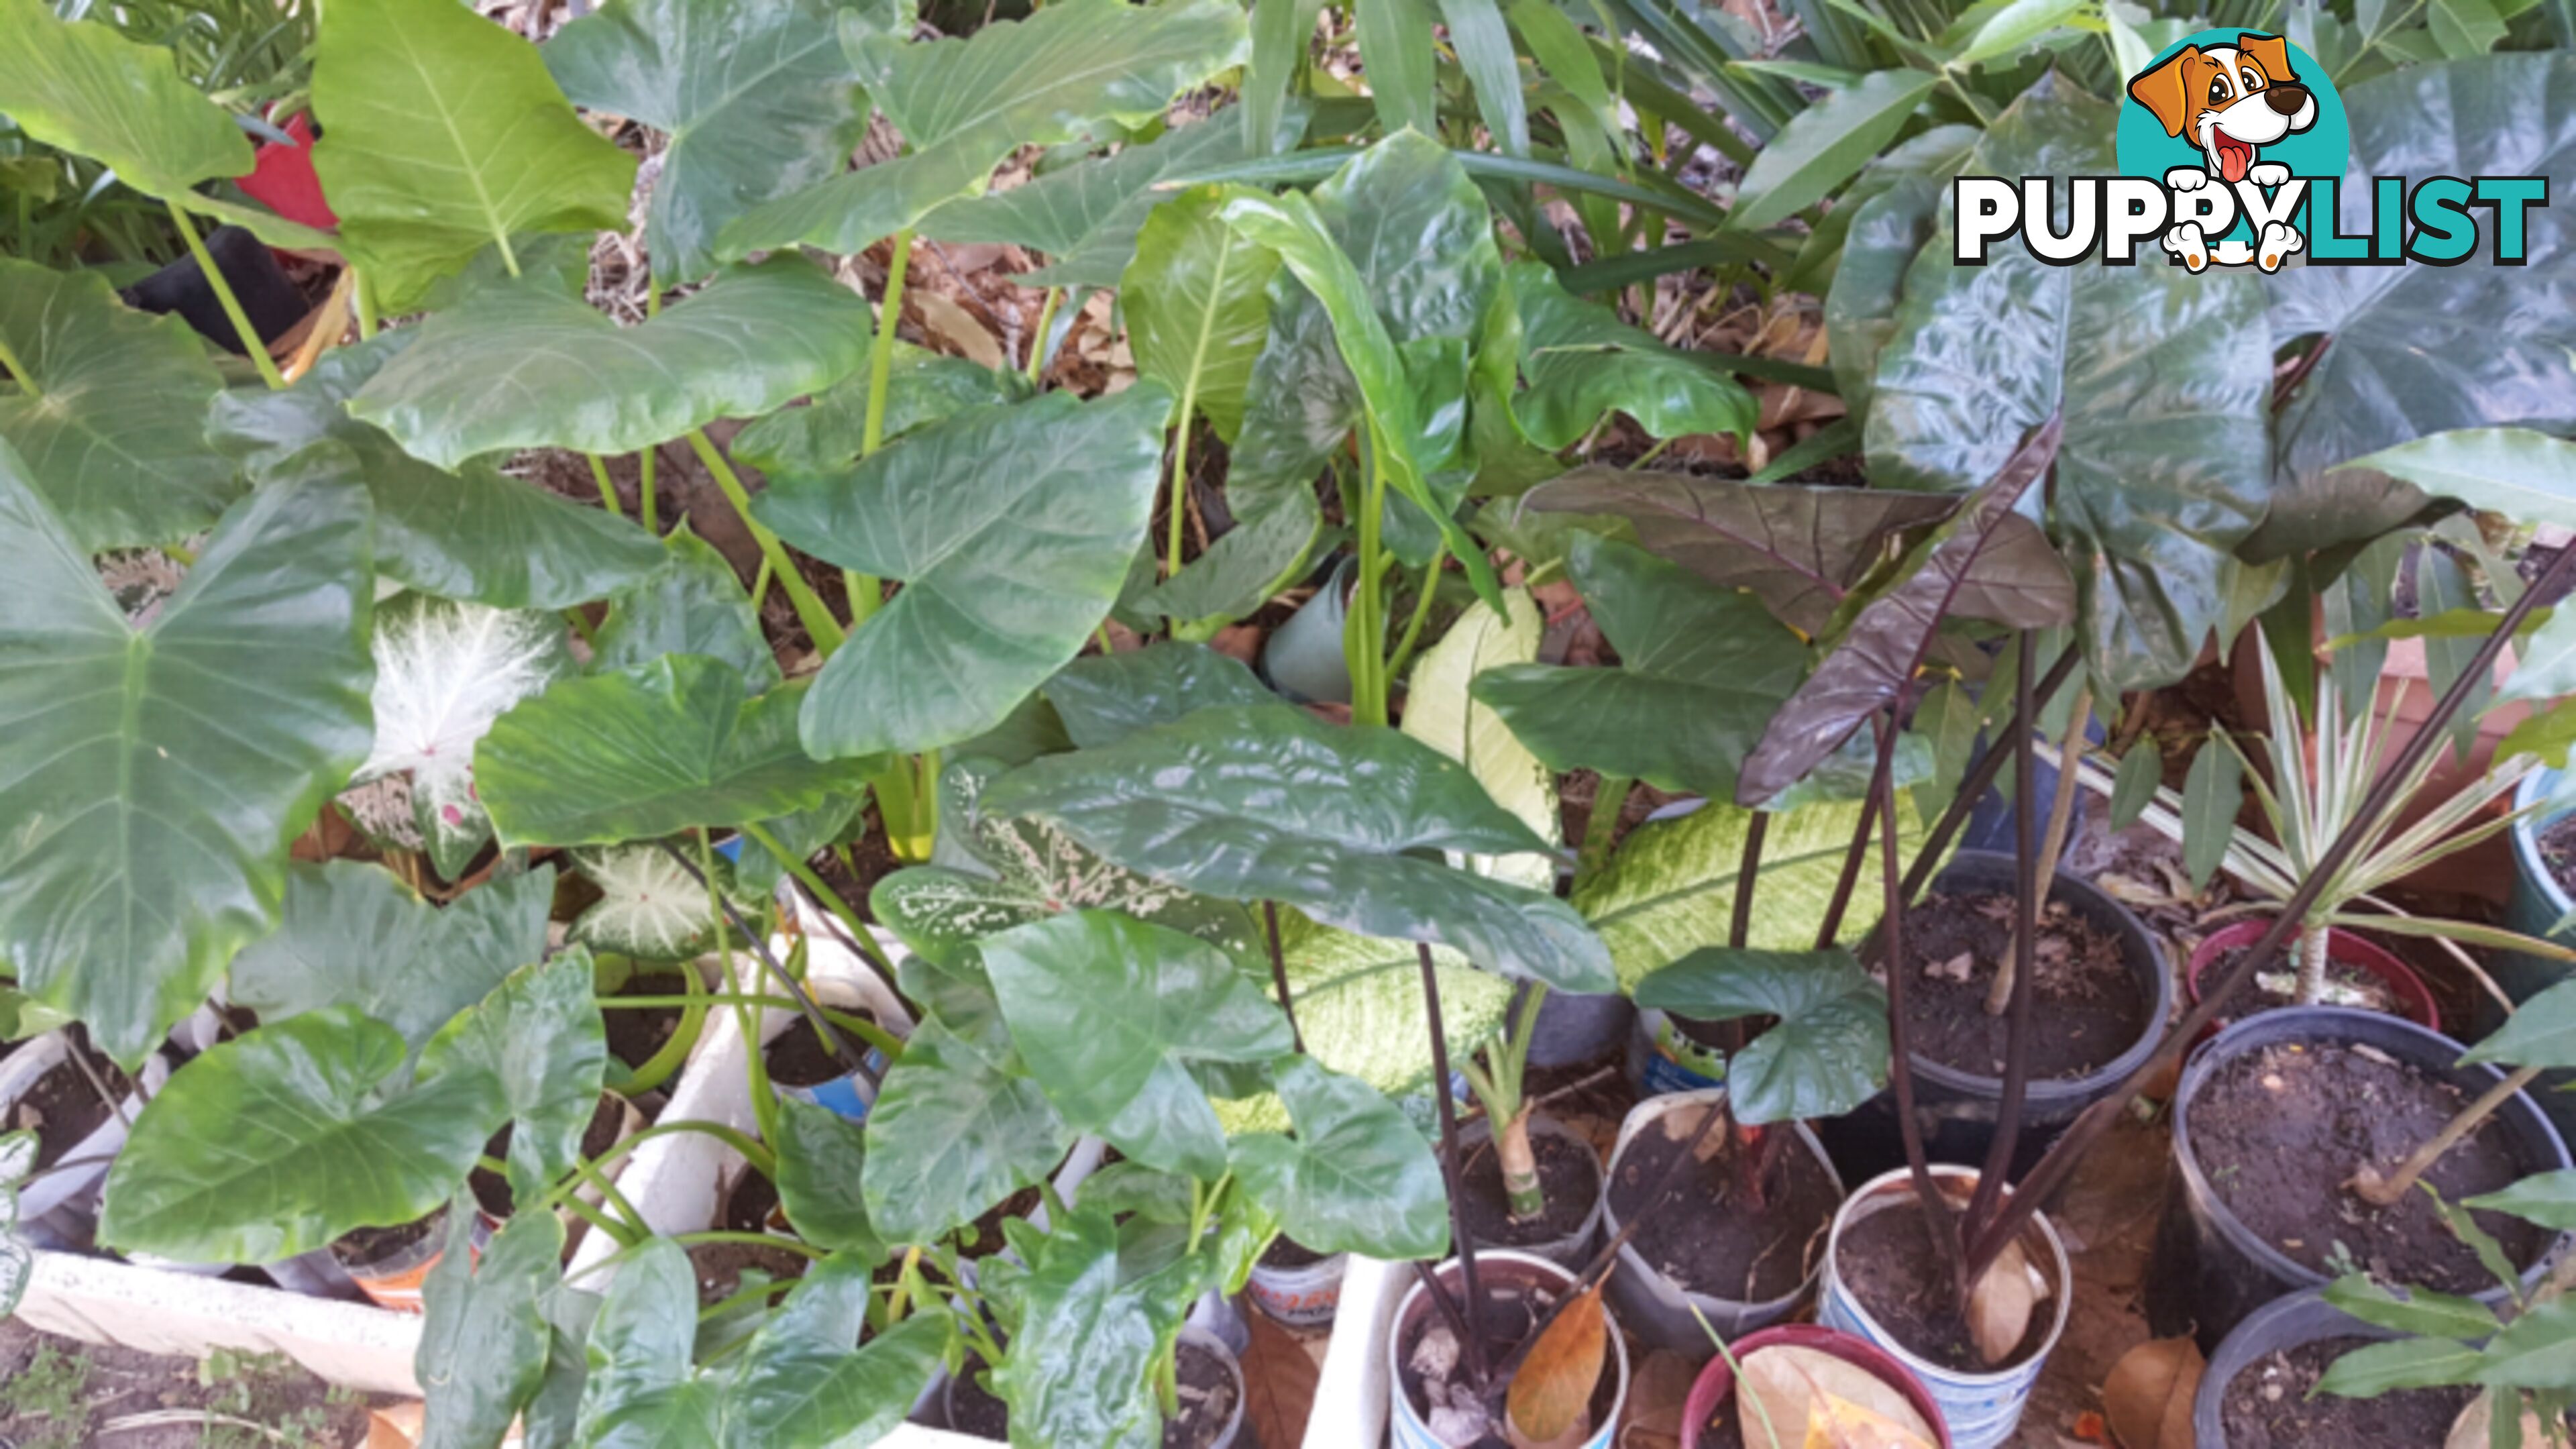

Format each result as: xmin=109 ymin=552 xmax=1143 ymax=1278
xmin=684 ymin=428 xmax=845 ymax=654
xmin=165 ymin=201 xmax=285 ymax=390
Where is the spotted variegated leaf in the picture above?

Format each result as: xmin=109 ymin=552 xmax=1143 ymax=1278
xmin=0 ymin=1235 xmax=29 ymax=1318
xmin=569 ymin=844 xmax=746 ymax=961
xmin=357 ymin=594 xmax=572 ymax=878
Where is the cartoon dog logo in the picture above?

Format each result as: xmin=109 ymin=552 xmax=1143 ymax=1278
xmin=2126 ymin=32 xmax=2318 ymax=271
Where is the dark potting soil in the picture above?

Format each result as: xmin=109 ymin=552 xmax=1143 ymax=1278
xmin=1835 ymin=1196 xmax=2053 ymax=1374
xmin=332 ymin=1208 xmax=443 ymax=1271
xmin=763 ymin=1014 xmax=873 ymax=1087
xmin=2219 ymin=1336 xmax=2473 ymax=1448
xmin=961 ymin=1185 xmax=1042 ymax=1260
xmin=949 ymin=1358 xmax=1010 ymax=1441
xmin=1613 ymin=1124 xmax=1837 ymax=1304
xmin=1397 ymin=1275 xmax=1620 ymax=1448
xmin=12 ymin=1036 xmax=132 ymax=1171
xmin=688 ymin=1240 xmax=808 ymax=1305
xmin=603 ymin=970 xmax=692 ymax=1070
xmin=723 ymin=1166 xmax=783 ymax=1235
xmin=1262 ymin=1234 xmax=1326 ymax=1269
xmin=1901 ymin=891 xmax=2148 ymax=1079
xmin=1163 ymin=1338 xmax=1240 ymax=1449
xmin=2538 ymin=815 xmax=2576 ymax=903
xmin=470 ymin=1095 xmax=629 ymax=1219
xmin=1452 ymin=1125 xmax=1599 ymax=1251
xmin=2206 ymin=945 xmax=2408 ymax=1019
xmin=2192 ymin=1041 xmax=2547 ymax=1294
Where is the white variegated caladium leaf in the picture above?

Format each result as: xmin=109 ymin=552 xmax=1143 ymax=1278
xmin=569 ymin=843 xmax=745 ymax=961
xmin=356 ymin=594 xmax=572 ymax=879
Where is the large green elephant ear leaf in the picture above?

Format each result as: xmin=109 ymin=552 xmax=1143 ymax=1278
xmin=358 ymin=593 xmax=573 ymax=879
xmin=1040 ymin=643 xmax=1275 ymax=748
xmin=348 ymin=258 xmax=873 ymax=470
xmin=545 ymin=0 xmax=906 ymax=286
xmin=418 ymin=1208 xmax=564 ymax=1449
xmin=1823 ymin=176 xmax=1942 ymax=417
xmin=730 ymin=345 xmax=1032 ymax=477
xmin=1864 ymin=74 xmax=2271 ymax=694
xmin=1508 ymin=260 xmax=1755 ymax=450
xmin=227 ymin=861 xmax=553 ymax=1052
xmin=99 ymin=1006 xmax=508 ymax=1263
xmin=753 ymin=386 xmax=1173 ymax=759
xmin=1124 ymin=186 xmax=1279 ymax=445
xmin=985 ymin=704 xmax=1611 ymax=991
xmin=0 ymin=445 xmax=374 ymax=1066
xmin=208 ymin=336 xmax=666 ymax=609
xmin=1634 ymin=946 xmax=1888 ymax=1124
xmin=312 ymin=0 xmax=637 ymax=312
xmin=714 ymin=0 xmax=1249 ymax=260
xmin=1474 ymin=534 xmax=1808 ymax=802
xmin=1232 ymin=1055 xmax=1450 ymax=1260
xmin=863 ymin=1014 xmax=1072 ymax=1246
xmin=729 ymin=1261 xmax=945 ymax=1446
xmin=0 ymin=259 xmax=237 ymax=553
xmin=871 ymin=756 xmax=1259 ymax=971
xmin=591 ymin=526 xmax=780 ymax=692
xmin=477 ymin=655 xmax=878 ymax=847
xmin=989 ymin=1203 xmax=1189 ymax=1449
xmin=421 ymin=949 xmax=608 ymax=1203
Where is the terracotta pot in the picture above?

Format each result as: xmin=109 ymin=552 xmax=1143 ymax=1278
xmin=1678 ymin=1324 xmax=1953 ymax=1449
xmin=2186 ymin=919 xmax=2438 ymax=1030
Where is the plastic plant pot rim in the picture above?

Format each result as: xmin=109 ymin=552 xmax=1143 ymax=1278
xmin=2188 ymin=1288 xmax=2409 ymax=1448
xmin=1385 ymin=1248 xmax=1634 ymax=1444
xmin=2184 ymin=918 xmax=2440 ymax=1030
xmin=1599 ymin=1087 xmax=1843 ymax=1325
xmin=1454 ymin=1108 xmax=1607 ymax=1267
xmin=1823 ymin=1165 xmax=2073 ymax=1383
xmin=2514 ymin=767 xmax=2575 ymax=923
xmin=2168 ymin=1005 xmax=2573 ymax=1306
xmin=1677 ymin=1322 xmax=1955 ymax=1449
xmin=1898 ymin=850 xmax=2173 ymax=1103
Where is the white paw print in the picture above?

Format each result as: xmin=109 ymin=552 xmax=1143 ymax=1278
xmin=2165 ymin=166 xmax=2210 ymax=192
xmin=2165 ymin=221 xmax=2209 ymax=272
xmin=2249 ymin=162 xmax=2291 ymax=189
xmin=2257 ymin=221 xmax=2306 ymax=272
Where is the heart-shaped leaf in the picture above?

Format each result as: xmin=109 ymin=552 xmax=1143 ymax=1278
xmin=100 ymin=1007 xmax=508 ymax=1263
xmin=985 ymin=704 xmax=1611 ymax=991
xmin=1510 ymin=261 xmax=1754 ymax=449
xmin=773 ymin=1097 xmax=881 ymax=1257
xmin=863 ymin=1015 xmax=1071 ymax=1246
xmin=2337 ymin=429 xmax=2576 ymax=533
xmin=313 ymin=0 xmax=636 ymax=311
xmin=989 ymin=1203 xmax=1195 ymax=1449
xmin=1476 ymin=534 xmax=1807 ymax=802
xmin=1230 ymin=1055 xmax=1449 ymax=1260
xmin=478 ymin=655 xmax=877 ymax=847
xmin=0 ymin=258 xmax=236 ymax=552
xmin=0 ymin=445 xmax=374 ymax=1065
xmin=590 ymin=525 xmax=780 ymax=692
xmin=754 ymin=386 xmax=1173 ymax=759
xmin=1124 ymin=186 xmax=1279 ymax=443
xmin=1634 ymin=946 xmax=1889 ymax=1124
xmin=228 ymin=861 xmax=553 ymax=1053
xmin=566 ymin=843 xmax=745 ymax=961
xmin=421 ymin=949 xmax=608 ymax=1203
xmin=1040 ymin=643 xmax=1275 ymax=749
xmin=418 ymin=1205 xmax=563 ymax=1449
xmin=1250 ymin=915 xmax=1512 ymax=1128
xmin=728 ymin=1266 xmax=945 ymax=1447
xmin=729 ymin=346 xmax=1032 ymax=477
xmin=1825 ymin=176 xmax=1943 ymax=416
xmin=348 ymin=258 xmax=873 ymax=470
xmin=716 ymin=0 xmax=1248 ymax=260
xmin=576 ymin=1238 xmax=717 ymax=1441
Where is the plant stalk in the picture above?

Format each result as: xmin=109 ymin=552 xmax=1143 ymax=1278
xmin=1417 ymin=940 xmax=1490 ymax=1388
xmin=1874 ymin=711 xmax=1968 ymax=1302
xmin=1731 ymin=810 xmax=1770 ymax=951
xmin=1385 ymin=553 xmax=1446 ymax=685
xmin=1574 ymin=773 xmax=1634 ymax=891
xmin=0 ymin=333 xmax=38 ymax=396
xmin=166 ymin=201 xmax=284 ymax=390
xmin=586 ymin=454 xmax=623 ymax=519
xmin=1497 ymin=1104 xmax=1544 ymax=1220
xmin=655 ymin=838 xmax=872 ymax=1080
xmin=847 ymin=228 xmax=915 ymax=621
xmin=1263 ymin=901 xmax=1305 ymax=1053
xmin=1986 ymin=682 xmax=2092 ymax=1016
xmin=1026 ymin=286 xmax=1063 ymax=383
xmin=1348 ymin=433 xmax=1391 ymax=726
xmin=684 ymin=429 xmax=845 ymax=653
xmin=2353 ymin=1065 xmax=2546 ymax=1206
xmin=1814 ymin=735 xmax=1898 ymax=950
xmin=1967 ymin=633 xmax=2043 ymax=1240
xmin=2294 ymin=923 xmax=2333 ymax=1005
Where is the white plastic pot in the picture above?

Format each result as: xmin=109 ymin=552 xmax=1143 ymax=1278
xmin=1387 ymin=1250 xmax=1631 ymax=1449
xmin=0 ymin=1031 xmax=170 ymax=1222
xmin=1246 ymin=1245 xmax=1348 ymax=1328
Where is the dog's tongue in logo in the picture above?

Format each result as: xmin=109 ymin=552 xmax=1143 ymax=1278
xmin=2211 ymin=131 xmax=2254 ymax=183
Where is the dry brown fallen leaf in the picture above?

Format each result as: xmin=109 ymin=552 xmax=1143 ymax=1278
xmin=1737 ymin=1345 xmax=1936 ymax=1449
xmin=2447 ymin=1390 xmax=2553 ymax=1449
xmin=2100 ymin=1336 xmax=2202 ymax=1449
xmin=1617 ymin=1349 xmax=1698 ymax=1449
xmin=1240 ymin=1309 xmax=1323 ymax=1449
xmin=1507 ymin=1281 xmax=1609 ymax=1448
xmin=364 ymin=1403 xmax=425 ymax=1448
xmin=911 ymin=289 xmax=1006 ymax=370
xmin=1966 ymin=1237 xmax=2043 ymax=1367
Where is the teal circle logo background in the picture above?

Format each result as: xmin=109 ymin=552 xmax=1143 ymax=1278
xmin=2113 ymin=30 xmax=2351 ymax=184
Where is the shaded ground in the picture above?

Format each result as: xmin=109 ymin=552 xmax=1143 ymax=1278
xmin=0 ymin=1320 xmax=378 ymax=1449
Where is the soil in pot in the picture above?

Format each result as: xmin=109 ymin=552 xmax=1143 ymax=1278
xmin=1399 ymin=1275 xmax=1621 ymax=1446
xmin=960 ymin=1184 xmax=1043 ymax=1260
xmin=1612 ymin=1127 xmax=1837 ymax=1305
xmin=1452 ymin=1125 xmax=1599 ymax=1251
xmin=947 ymin=1341 xmax=1238 ymax=1448
xmin=469 ymin=1095 xmax=629 ymax=1219
xmin=1900 ymin=892 xmax=2149 ymax=1079
xmin=2218 ymin=1336 xmax=2472 ymax=1448
xmin=330 ymin=1210 xmax=442 ymax=1273
xmin=2192 ymin=1040 xmax=2548 ymax=1293
xmin=1837 ymin=1197 xmax=2051 ymax=1375
xmin=2206 ymin=944 xmax=2410 ymax=1018
xmin=2536 ymin=815 xmax=2576 ymax=901
xmin=949 ymin=1357 xmax=1011 ymax=1441
xmin=11 ymin=1031 xmax=132 ymax=1171
xmin=763 ymin=1014 xmax=874 ymax=1087
xmin=688 ymin=1238 xmax=808 ymax=1305
xmin=1260 ymin=1234 xmax=1326 ymax=1269
xmin=602 ymin=969 xmax=693 ymax=1071
xmin=722 ymin=1166 xmax=784 ymax=1235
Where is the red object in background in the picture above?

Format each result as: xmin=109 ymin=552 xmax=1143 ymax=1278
xmin=2186 ymin=918 xmax=2441 ymax=1033
xmin=235 ymin=111 xmax=337 ymax=231
xmin=1677 ymin=1323 xmax=1955 ymax=1449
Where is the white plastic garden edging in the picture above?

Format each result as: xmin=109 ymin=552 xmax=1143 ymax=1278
xmin=1301 ymin=1254 xmax=1407 ymax=1449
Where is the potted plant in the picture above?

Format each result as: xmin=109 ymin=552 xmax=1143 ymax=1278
xmin=1456 ymin=985 xmax=1605 ymax=1271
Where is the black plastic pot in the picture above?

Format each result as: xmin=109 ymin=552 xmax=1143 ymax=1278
xmin=1815 ymin=850 xmax=2171 ymax=1186
xmin=2149 ymin=1006 xmax=2573 ymax=1351
xmin=2189 ymin=1289 xmax=2406 ymax=1446
xmin=119 ymin=225 xmax=306 ymax=356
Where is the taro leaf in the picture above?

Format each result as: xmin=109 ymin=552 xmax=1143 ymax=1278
xmin=773 ymin=1097 xmax=881 ymax=1256
xmin=1147 ymin=486 xmax=1328 ymax=635
xmin=0 ymin=448 xmax=374 ymax=1066
xmin=591 ymin=527 xmax=780 ymax=692
xmin=2468 ymin=1169 xmax=2576 ymax=1230
xmin=728 ymin=1264 xmax=945 ymax=1447
xmin=2259 ymin=56 xmax=2576 ymax=559
xmin=922 ymin=111 xmax=1297 ymax=289
xmin=1866 ymin=78 xmax=2270 ymax=693
xmin=863 ymin=1015 xmax=1070 ymax=1246
xmin=753 ymin=386 xmax=1173 ymax=759
xmin=2471 ymin=1297 xmax=2576 ymax=1391
xmin=1725 ymin=68 xmax=1940 ymax=234
xmin=989 ymin=1203 xmax=1190 ymax=1449
xmin=733 ymin=791 xmax=864 ymax=897
xmin=1632 ymin=946 xmax=1889 ymax=1124
xmin=869 ymin=756 xmax=1258 ymax=972
xmin=0 ymin=0 xmax=248 ymax=200
xmin=983 ymin=704 xmax=1611 ymax=991
xmin=980 ymin=912 xmax=1291 ymax=1179
xmin=1573 ymin=795 xmax=1895 ymax=989
xmin=312 ymin=0 xmax=636 ymax=313
xmin=419 ymin=1206 xmax=563 ymax=1449
xmin=228 ymin=861 xmax=553 ymax=1053
xmin=478 ymin=656 xmax=877 ymax=847
xmin=729 ymin=347 xmax=1032 ymax=477
xmin=1401 ymin=589 xmax=1560 ymax=892
xmin=2339 ymin=429 xmax=2576 ymax=533
xmin=207 ymin=336 xmax=666 ymax=610
xmin=2180 ymin=733 xmax=2241 ymax=892
xmin=1823 ymin=176 xmax=1941 ymax=416
xmin=1076 ymin=1161 xmax=1196 ymax=1223
xmin=715 ymin=0 xmax=1248 ymax=260
xmin=1519 ymin=470 xmax=1952 ymax=637
xmin=2462 ymin=979 xmax=2576 ymax=1071
xmin=347 ymin=258 xmax=873 ymax=470
xmin=1475 ymin=534 xmax=1806 ymax=802
xmin=1124 ymin=186 xmax=1279 ymax=444
xmin=420 ymin=950 xmax=609 ymax=1203
xmin=1229 ymin=1055 xmax=1449 ymax=1260
xmin=544 ymin=0 xmax=902 ymax=286
xmin=1509 ymin=261 xmax=1755 ymax=449
xmin=357 ymin=594 xmax=572 ymax=879
xmin=99 ymin=1007 xmax=508 ymax=1263
xmin=0 ymin=258 xmax=235 ymax=553
xmin=1507 ymin=1283 xmax=1607 ymax=1446
xmin=576 ymin=1238 xmax=716 ymax=1443
xmin=567 ymin=843 xmax=743 ymax=961
xmin=1040 ymin=643 xmax=1275 ymax=749
xmin=1738 ymin=418 xmax=2071 ymax=804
